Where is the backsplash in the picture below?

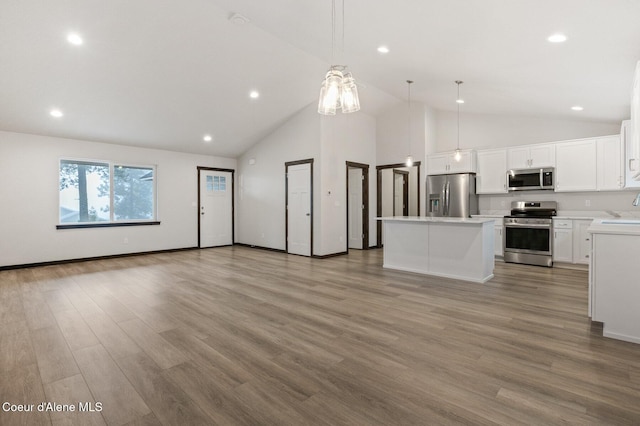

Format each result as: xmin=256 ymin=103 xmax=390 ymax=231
xmin=479 ymin=190 xmax=640 ymax=217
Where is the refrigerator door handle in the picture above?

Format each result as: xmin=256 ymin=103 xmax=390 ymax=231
xmin=444 ymin=181 xmax=450 ymax=216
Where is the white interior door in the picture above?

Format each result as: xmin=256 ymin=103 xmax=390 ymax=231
xmin=199 ymin=170 xmax=232 ymax=248
xmin=287 ymin=163 xmax=311 ymax=256
xmin=348 ymin=167 xmax=363 ymax=249
xmin=394 ymin=172 xmax=404 ymax=216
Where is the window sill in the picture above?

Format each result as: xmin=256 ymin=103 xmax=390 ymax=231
xmin=56 ymin=221 xmax=160 ymax=230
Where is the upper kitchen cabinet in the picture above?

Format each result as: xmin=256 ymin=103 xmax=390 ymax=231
xmin=629 ymin=61 xmax=640 ymax=181
xmin=476 ymin=148 xmax=508 ymax=194
xmin=622 ymin=120 xmax=640 ymax=188
xmin=507 ymin=143 xmax=555 ymax=169
xmin=555 ymin=139 xmax=597 ymax=192
xmin=426 ymin=150 xmax=476 ymax=175
xmin=597 ymin=135 xmax=624 ymax=191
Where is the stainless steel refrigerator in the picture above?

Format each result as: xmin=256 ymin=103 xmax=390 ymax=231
xmin=426 ymin=173 xmax=478 ymax=217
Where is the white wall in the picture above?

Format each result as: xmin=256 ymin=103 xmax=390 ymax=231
xmin=319 ymin=111 xmax=377 ymax=255
xmin=434 ymin=111 xmax=620 ymax=152
xmin=236 ymin=104 xmax=377 ymax=256
xmin=0 ymin=131 xmax=235 ymax=267
xmin=236 ymin=105 xmax=321 ymax=252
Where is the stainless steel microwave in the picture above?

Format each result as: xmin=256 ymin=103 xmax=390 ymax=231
xmin=507 ymin=168 xmax=554 ymax=191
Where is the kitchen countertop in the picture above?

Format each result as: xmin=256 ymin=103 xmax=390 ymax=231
xmin=378 ymin=216 xmax=495 ymax=224
xmin=588 ymin=218 xmax=640 ymax=236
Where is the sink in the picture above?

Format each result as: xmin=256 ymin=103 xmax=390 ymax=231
xmin=600 ymin=220 xmax=640 ymax=225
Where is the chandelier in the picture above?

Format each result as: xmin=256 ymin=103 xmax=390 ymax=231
xmin=317 ymin=0 xmax=360 ymax=115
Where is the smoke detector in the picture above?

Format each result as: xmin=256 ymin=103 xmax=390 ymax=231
xmin=229 ymin=13 xmax=250 ymax=25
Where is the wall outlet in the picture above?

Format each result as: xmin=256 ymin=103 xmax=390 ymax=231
xmin=123 ymin=237 xmax=129 ymax=244
xmin=585 ymin=199 xmax=591 ymax=207
xmin=261 ymin=233 xmax=265 ymax=238
xmin=500 ymin=200 xmax=506 ymax=208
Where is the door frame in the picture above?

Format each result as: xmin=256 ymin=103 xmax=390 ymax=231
xmin=197 ymin=166 xmax=235 ymax=248
xmin=346 ymin=161 xmax=369 ymax=250
xmin=393 ymin=169 xmax=409 ymax=216
xmin=376 ymin=161 xmax=421 ymax=247
xmin=285 ymin=159 xmax=314 ymax=256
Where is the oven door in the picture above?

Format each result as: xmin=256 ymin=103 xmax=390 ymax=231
xmin=504 ymin=222 xmax=552 ymax=255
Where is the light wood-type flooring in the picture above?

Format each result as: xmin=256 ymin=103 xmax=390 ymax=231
xmin=1 ymin=246 xmax=640 ymax=425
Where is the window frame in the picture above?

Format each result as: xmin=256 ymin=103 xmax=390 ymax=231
xmin=57 ymin=158 xmax=160 ymax=229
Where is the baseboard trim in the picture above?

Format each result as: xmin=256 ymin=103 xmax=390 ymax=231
xmin=313 ymin=251 xmax=348 ymax=259
xmin=0 ymin=247 xmax=198 ymax=271
xmin=234 ymin=243 xmax=286 ymax=254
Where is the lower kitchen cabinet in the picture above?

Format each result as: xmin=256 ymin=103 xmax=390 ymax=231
xmin=553 ymin=218 xmax=594 ymax=265
xmin=572 ymin=219 xmax=593 ymax=264
xmin=553 ymin=220 xmax=573 ymax=263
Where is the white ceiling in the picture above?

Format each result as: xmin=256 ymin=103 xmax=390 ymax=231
xmin=1 ymin=0 xmax=639 ymax=157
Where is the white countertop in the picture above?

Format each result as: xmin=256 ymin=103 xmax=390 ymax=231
xmin=378 ymin=216 xmax=495 ymax=224
xmin=588 ymin=218 xmax=640 ymax=236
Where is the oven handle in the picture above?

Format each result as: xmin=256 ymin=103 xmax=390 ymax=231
xmin=504 ymin=223 xmax=551 ymax=229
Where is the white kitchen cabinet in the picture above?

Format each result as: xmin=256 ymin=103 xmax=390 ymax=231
xmin=555 ymin=139 xmax=597 ymax=192
xmin=426 ymin=150 xmax=476 ymax=175
xmin=629 ymin=61 xmax=640 ymax=181
xmin=553 ymin=219 xmax=573 ymax=263
xmin=476 ymin=149 xmax=508 ymax=194
xmin=572 ymin=219 xmax=593 ymax=264
xmin=622 ymin=120 xmax=640 ymax=188
xmin=507 ymin=143 xmax=555 ymax=169
xmin=596 ymin=135 xmax=624 ymax=190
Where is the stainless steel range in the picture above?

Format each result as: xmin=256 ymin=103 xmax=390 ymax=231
xmin=503 ymin=201 xmax=557 ymax=267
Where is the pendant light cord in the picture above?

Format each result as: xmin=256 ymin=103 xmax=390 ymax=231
xmin=457 ymin=82 xmax=460 ymax=151
xmin=407 ymin=80 xmax=413 ymax=156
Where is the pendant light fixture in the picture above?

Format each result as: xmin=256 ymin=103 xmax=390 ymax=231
xmin=454 ymin=80 xmax=464 ymax=162
xmin=406 ymin=80 xmax=414 ymax=167
xmin=318 ymin=0 xmax=360 ymax=115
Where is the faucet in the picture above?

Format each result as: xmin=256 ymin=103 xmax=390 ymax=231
xmin=634 ymin=193 xmax=640 ymax=207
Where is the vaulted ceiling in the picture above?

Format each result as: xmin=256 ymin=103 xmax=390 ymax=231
xmin=1 ymin=0 xmax=639 ymax=157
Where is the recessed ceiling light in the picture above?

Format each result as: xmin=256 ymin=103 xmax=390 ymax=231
xmin=547 ymin=33 xmax=567 ymax=43
xmin=66 ymin=33 xmax=83 ymax=46
xmin=456 ymin=99 xmax=465 ymax=104
xmin=377 ymin=46 xmax=389 ymax=54
xmin=571 ymin=105 xmax=584 ymax=111
xmin=50 ymin=109 xmax=63 ymax=118
xmin=203 ymin=135 xmax=213 ymax=142
xmin=249 ymin=91 xmax=259 ymax=99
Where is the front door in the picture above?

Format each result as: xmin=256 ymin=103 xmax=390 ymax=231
xmin=286 ymin=161 xmax=312 ymax=256
xmin=199 ymin=168 xmax=233 ymax=248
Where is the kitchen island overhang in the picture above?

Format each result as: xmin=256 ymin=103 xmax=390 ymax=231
xmin=378 ymin=217 xmax=496 ymax=283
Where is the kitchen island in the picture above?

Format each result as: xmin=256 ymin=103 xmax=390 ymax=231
xmin=588 ymin=218 xmax=640 ymax=344
xmin=378 ymin=217 xmax=495 ymax=283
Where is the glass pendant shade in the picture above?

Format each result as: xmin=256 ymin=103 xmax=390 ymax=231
xmin=318 ymin=68 xmax=360 ymax=115
xmin=318 ymin=69 xmax=344 ymax=115
xmin=340 ymin=73 xmax=360 ymax=113
xmin=454 ymin=148 xmax=462 ymax=162
xmin=406 ymin=155 xmax=413 ymax=167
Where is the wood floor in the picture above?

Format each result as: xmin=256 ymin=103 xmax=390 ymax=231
xmin=1 ymin=246 xmax=640 ymax=425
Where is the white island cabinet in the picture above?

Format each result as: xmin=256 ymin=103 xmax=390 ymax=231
xmin=589 ymin=219 xmax=640 ymax=344
xmin=378 ymin=217 xmax=495 ymax=283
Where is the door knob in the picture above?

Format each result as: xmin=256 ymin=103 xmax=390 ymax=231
xmin=306 ymin=213 xmax=310 ymax=216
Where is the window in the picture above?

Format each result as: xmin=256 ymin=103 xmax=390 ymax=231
xmin=206 ymin=175 xmax=226 ymax=192
xmin=59 ymin=159 xmax=156 ymax=226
